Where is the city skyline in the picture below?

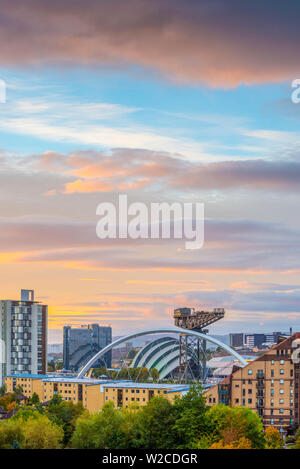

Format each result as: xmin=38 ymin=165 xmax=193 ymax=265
xmin=0 ymin=1 xmax=299 ymax=343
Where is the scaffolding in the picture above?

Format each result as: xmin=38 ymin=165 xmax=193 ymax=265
xmin=174 ymin=307 xmax=225 ymax=383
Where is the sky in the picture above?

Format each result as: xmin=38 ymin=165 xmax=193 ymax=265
xmin=0 ymin=0 xmax=300 ymax=342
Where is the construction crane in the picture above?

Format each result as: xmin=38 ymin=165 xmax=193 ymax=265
xmin=174 ymin=307 xmax=225 ymax=383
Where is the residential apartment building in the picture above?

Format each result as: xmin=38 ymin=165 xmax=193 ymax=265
xmin=0 ymin=290 xmax=47 ymax=385
xmin=4 ymin=374 xmax=189 ymax=413
xmin=63 ymin=324 xmax=112 ymax=372
xmin=204 ymin=333 xmax=300 ymax=432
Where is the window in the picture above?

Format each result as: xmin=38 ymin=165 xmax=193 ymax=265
xmin=248 ymin=399 xmax=252 ymax=404
xmin=280 ymin=369 xmax=284 ymax=375
xmin=271 ymin=360 xmax=274 ymax=365
xmin=270 ymin=418 xmax=274 ymax=425
xmin=271 ymin=389 xmax=274 ymax=396
xmin=271 ymin=370 xmax=274 ymax=377
xmin=279 ymin=408 xmax=284 ymax=414
xmin=280 ymin=359 xmax=284 ymax=365
xmin=248 ymin=369 xmax=253 ymax=375
xmin=280 ymin=389 xmax=284 ymax=394
xmin=279 ymin=399 xmax=284 ymax=404
xmin=280 ymin=379 xmax=284 ymax=384
xmin=248 ymin=389 xmax=252 ymax=394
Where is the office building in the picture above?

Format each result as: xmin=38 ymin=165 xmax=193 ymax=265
xmin=204 ymin=333 xmax=300 ymax=433
xmin=0 ymin=289 xmax=47 ymax=385
xmin=63 ymin=324 xmax=112 ymax=372
xmin=245 ymin=333 xmax=266 ymax=349
xmin=229 ymin=333 xmax=244 ymax=348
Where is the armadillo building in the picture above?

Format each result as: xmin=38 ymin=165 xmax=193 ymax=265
xmin=130 ymin=336 xmax=199 ymax=380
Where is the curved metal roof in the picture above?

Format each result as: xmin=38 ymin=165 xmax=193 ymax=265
xmin=77 ymin=327 xmax=247 ymax=378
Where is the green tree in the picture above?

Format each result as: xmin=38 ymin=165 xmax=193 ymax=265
xmin=30 ymin=393 xmax=40 ymax=405
xmin=47 ymin=396 xmax=86 ymax=446
xmin=0 ymin=385 xmax=6 ymax=396
xmin=93 ymin=366 xmax=108 ymax=378
xmin=134 ymin=396 xmax=177 ymax=449
xmin=0 ymin=419 xmax=23 ymax=449
xmin=205 ymin=405 xmax=265 ymax=449
xmin=172 ymin=385 xmax=207 ymax=448
xmin=48 ymin=360 xmax=55 ymax=372
xmin=8 ymin=410 xmax=63 ymax=448
xmin=22 ymin=415 xmax=63 ymax=449
xmin=71 ymin=401 xmax=133 ymax=449
xmin=150 ymin=368 xmax=159 ymax=382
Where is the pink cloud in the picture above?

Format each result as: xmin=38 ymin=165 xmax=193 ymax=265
xmin=0 ymin=0 xmax=298 ymax=86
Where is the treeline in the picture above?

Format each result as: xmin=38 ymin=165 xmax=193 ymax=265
xmin=93 ymin=366 xmax=160 ymax=382
xmin=0 ymin=386 xmax=289 ymax=449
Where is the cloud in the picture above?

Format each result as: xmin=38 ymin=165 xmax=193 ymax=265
xmin=23 ymin=148 xmax=300 ymax=194
xmin=1 ymin=215 xmax=297 ymax=274
xmin=0 ymin=0 xmax=299 ymax=87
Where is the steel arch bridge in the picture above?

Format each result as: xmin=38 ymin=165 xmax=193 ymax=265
xmin=77 ymin=327 xmax=247 ymax=379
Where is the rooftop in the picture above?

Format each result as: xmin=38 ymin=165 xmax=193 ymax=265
xmin=41 ymin=377 xmax=124 ymax=385
xmin=100 ymin=382 xmax=190 ymax=392
xmin=5 ymin=373 xmax=51 ymax=379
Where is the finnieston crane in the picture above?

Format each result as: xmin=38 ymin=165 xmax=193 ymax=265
xmin=173 ymin=307 xmax=225 ymax=383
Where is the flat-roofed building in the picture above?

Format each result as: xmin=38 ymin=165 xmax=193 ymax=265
xmin=4 ymin=373 xmax=49 ymax=399
xmin=101 ymin=382 xmax=189 ymax=408
xmin=4 ymin=374 xmax=190 ymax=413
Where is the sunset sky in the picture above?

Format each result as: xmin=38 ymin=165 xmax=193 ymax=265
xmin=0 ymin=0 xmax=300 ymax=342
